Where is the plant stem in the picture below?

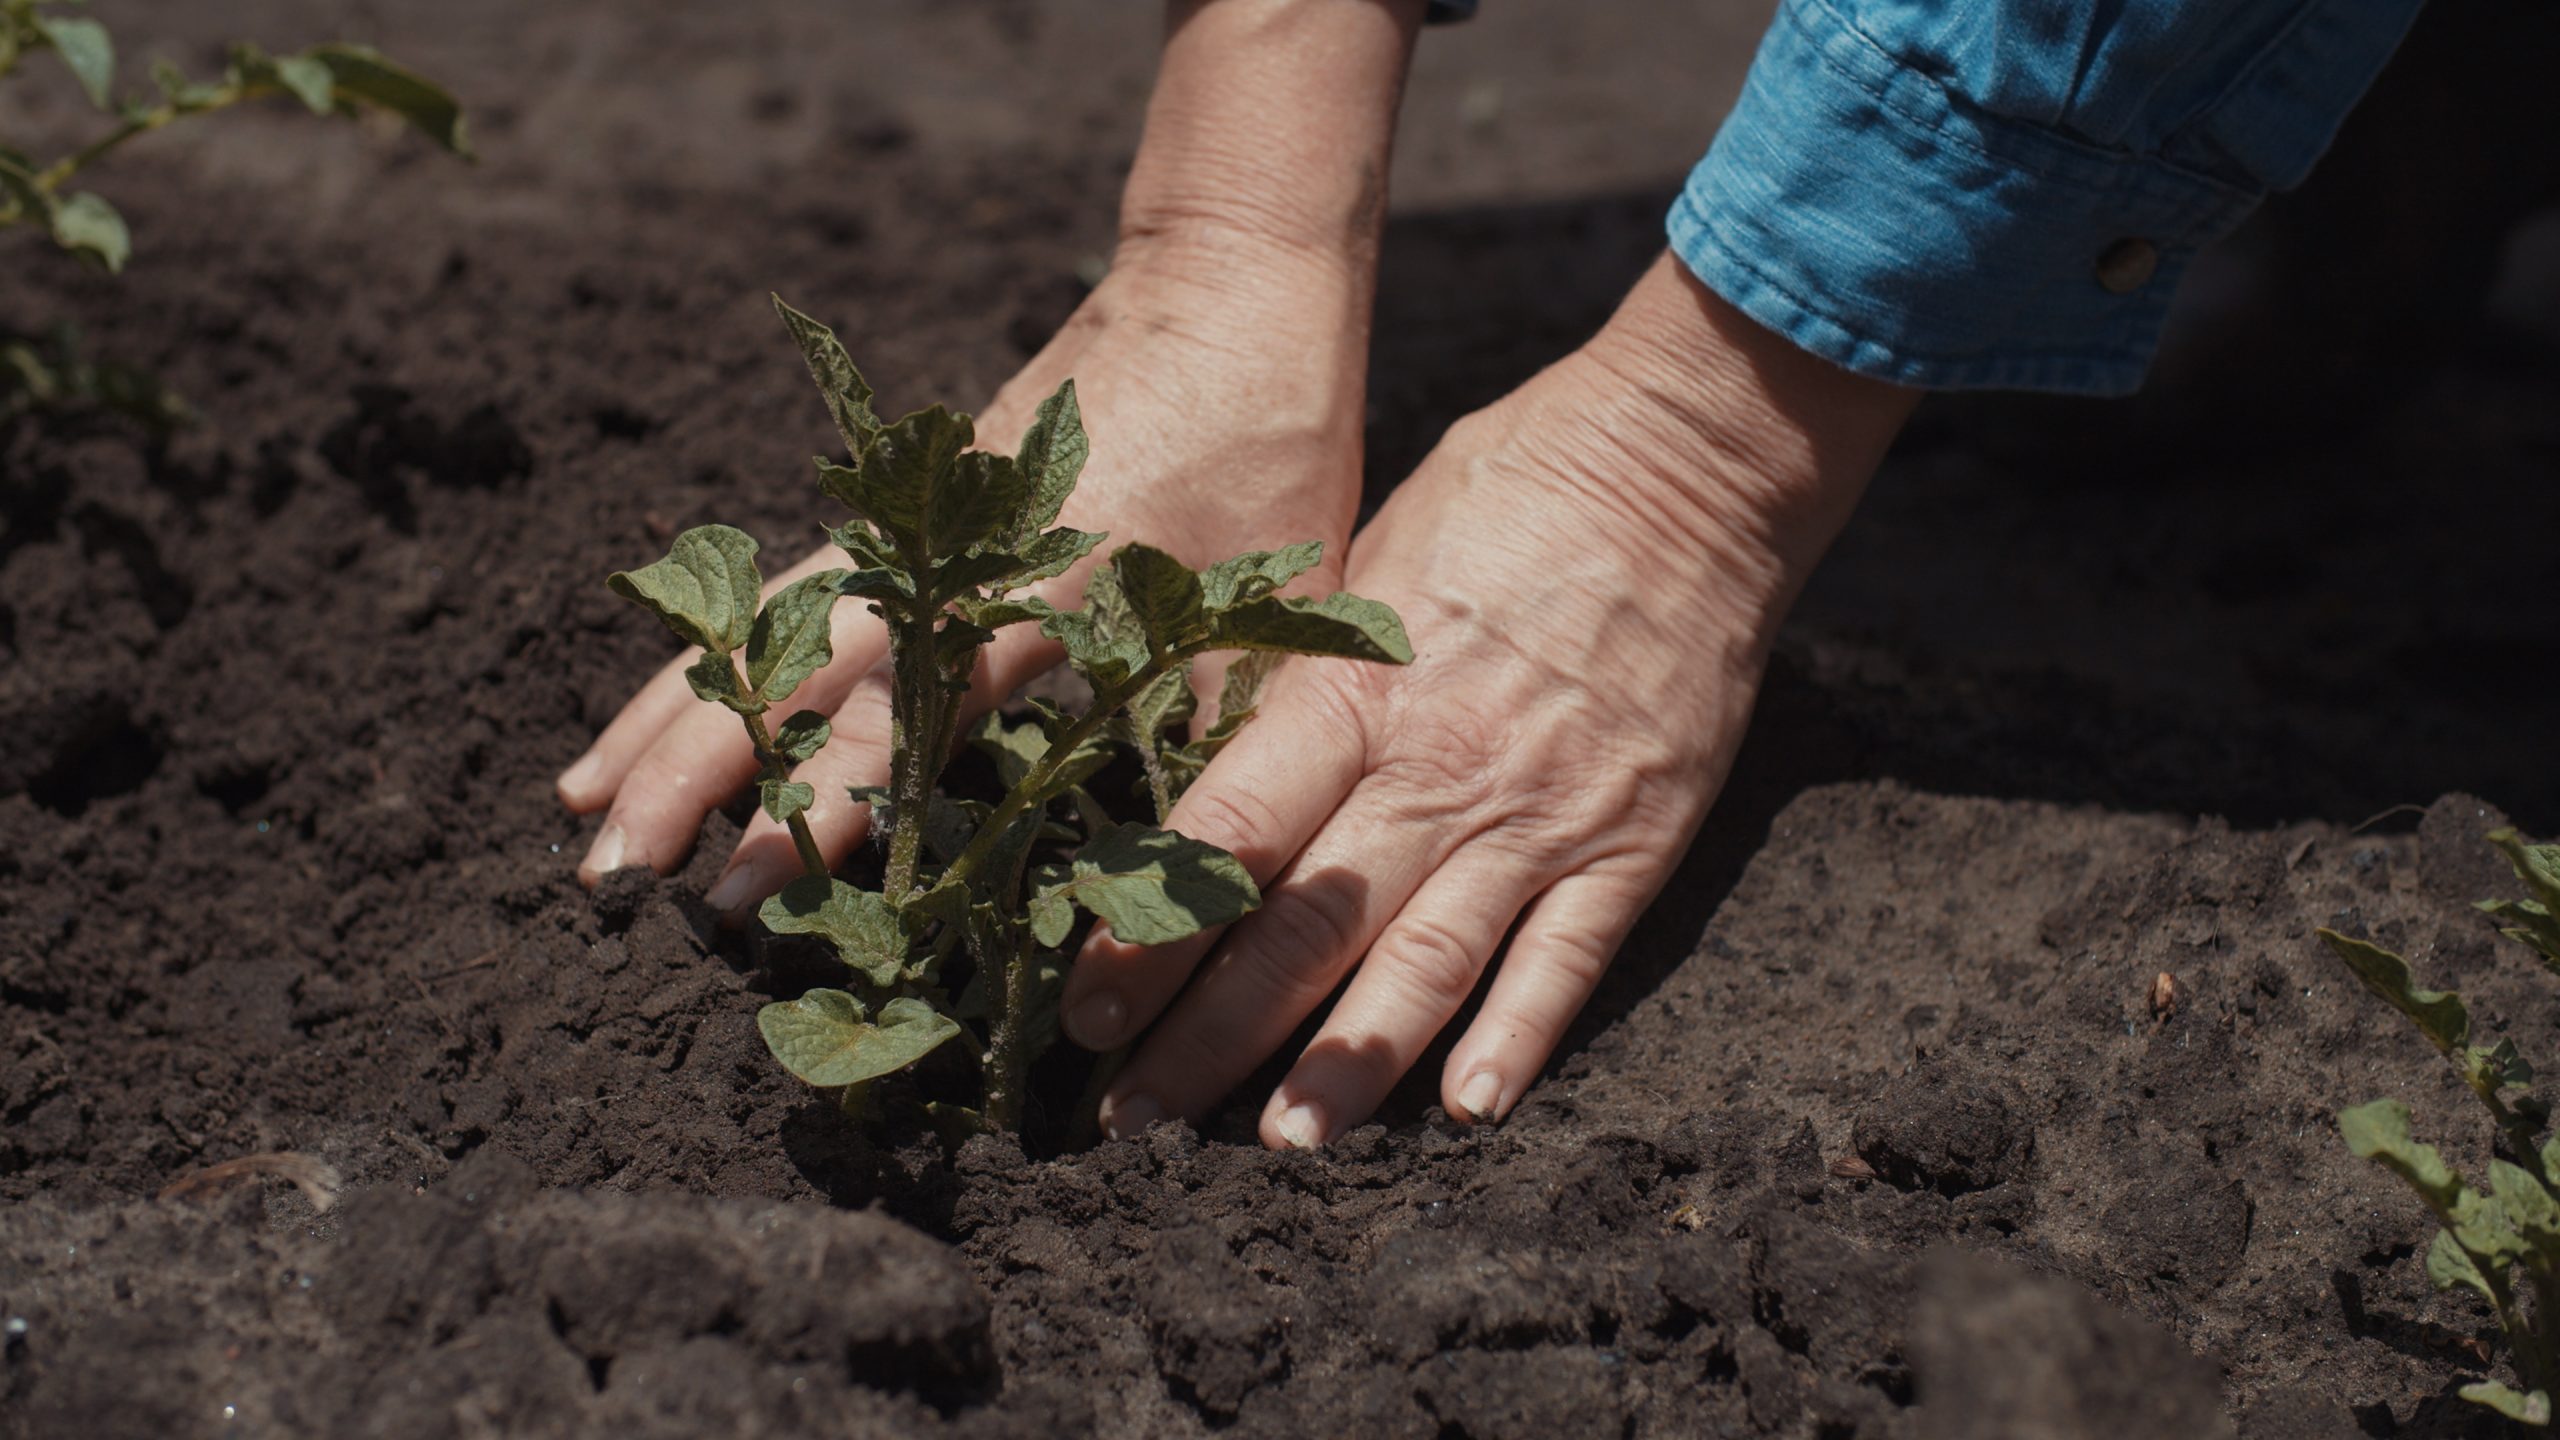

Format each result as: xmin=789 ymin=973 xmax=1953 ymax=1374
xmin=731 ymin=659 xmax=827 ymax=882
xmin=982 ymin=920 xmax=1036 ymax=1132
xmin=35 ymin=87 xmax=262 ymax=193
xmin=936 ymin=658 xmax=1165 ymax=901
xmin=880 ymin=591 xmax=956 ymax=900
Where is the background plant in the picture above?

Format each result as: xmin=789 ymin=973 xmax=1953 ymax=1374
xmin=2322 ymin=829 xmax=2560 ymax=1426
xmin=1 ymin=0 xmax=466 ymax=425
xmin=606 ymin=296 xmax=1412 ymax=1134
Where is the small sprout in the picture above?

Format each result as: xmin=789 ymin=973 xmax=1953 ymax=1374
xmin=603 ymin=296 xmax=1412 ymax=1133
xmin=2323 ymin=827 xmax=2560 ymax=1424
xmin=2 ymin=4 xmax=468 ymax=423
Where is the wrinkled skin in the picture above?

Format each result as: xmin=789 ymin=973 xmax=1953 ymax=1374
xmin=559 ymin=0 xmax=1918 ymax=1147
xmin=1072 ymin=257 xmax=1912 ymax=1144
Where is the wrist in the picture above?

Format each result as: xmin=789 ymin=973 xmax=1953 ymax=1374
xmin=1570 ymin=253 xmax=1917 ymax=606
xmin=1117 ymin=0 xmax=1425 ymax=280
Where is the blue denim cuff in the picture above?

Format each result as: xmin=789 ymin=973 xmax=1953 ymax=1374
xmin=1425 ymin=0 xmax=1476 ymax=21
xmin=1668 ymin=0 xmax=2264 ymax=395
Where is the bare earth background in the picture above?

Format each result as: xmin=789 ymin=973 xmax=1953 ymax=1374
xmin=4 ymin=2 xmax=2559 ymax=1436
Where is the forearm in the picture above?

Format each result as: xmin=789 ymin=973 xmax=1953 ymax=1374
xmin=1120 ymin=0 xmax=1427 ymax=277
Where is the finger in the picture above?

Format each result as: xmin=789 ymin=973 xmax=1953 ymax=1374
xmin=558 ymin=543 xmax=847 ymax=813
xmin=577 ymin=587 xmax=888 ymax=886
xmin=1099 ymin=776 xmax=1463 ymax=1138
xmin=556 ymin=651 xmax=701 ymax=813
xmin=705 ymin=622 xmax=1067 ymax=918
xmin=1060 ymin=668 xmax=1366 ymax=1053
xmin=1439 ymin=858 xmax=1668 ymax=1126
xmin=1256 ymin=843 xmax=1550 ymax=1149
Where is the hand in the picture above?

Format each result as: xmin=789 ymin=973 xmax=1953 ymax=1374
xmin=1063 ymin=255 xmax=1919 ymax=1147
xmin=558 ymin=239 xmax=1369 ymax=908
xmin=557 ymin=0 xmax=1424 ymax=910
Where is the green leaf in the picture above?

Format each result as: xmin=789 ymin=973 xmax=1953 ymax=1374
xmin=1217 ymin=649 xmax=1282 ymax=724
xmin=758 ymin=877 xmax=908 ymax=988
xmin=773 ymin=295 xmax=880 ymax=456
xmin=951 ymin=594 xmax=1055 ymax=630
xmin=1027 ymin=883 xmax=1076 ymax=949
xmin=608 ymin=524 xmax=762 ymax=654
xmin=1216 ymin=591 xmax=1412 ymax=664
xmin=1112 ymin=543 xmax=1208 ymax=652
xmin=1043 ymin=555 xmax=1150 ymax=691
xmin=2490 ymin=1159 xmax=2560 ymax=1243
xmin=2481 ymin=898 xmax=2560 ymax=968
xmin=1206 ymin=593 xmax=1413 ymax=664
xmin=49 ymin=191 xmax=127 ymax=273
xmin=2490 ymin=829 xmax=2560 ymax=914
xmin=270 ymin=53 xmax=336 ymax=113
xmin=2452 ymin=1187 xmax=2535 ymax=1271
xmin=756 ymin=991 xmax=960 ymax=1089
xmin=930 ymin=525 xmax=1104 ymax=603
xmin=773 ymin=710 xmax=831 ymax=765
xmin=2340 ymin=1098 xmax=2465 ymax=1214
xmin=1125 ymin=664 xmax=1197 ymax=742
xmin=1011 ymin=378 xmax=1087 ymax=536
xmin=927 ymin=450 xmax=1039 ymax=560
xmin=2458 ymin=1381 xmax=2553 ymax=1426
xmin=2428 ymin=1226 xmax=2495 ymax=1302
xmin=1201 ymin=541 xmax=1323 ymax=612
xmin=2319 ymin=929 xmax=2471 ymax=1059
xmin=971 ymin=711 xmax=1112 ymax=806
xmin=307 ymin=45 xmax=472 ymax=157
xmin=2472 ymin=1036 xmax=2536 ymax=1095
xmin=841 ymin=405 xmax=972 ymax=552
xmin=759 ymin=777 xmax=815 ymax=825
xmin=1122 ymin=664 xmax=1196 ymax=822
xmin=683 ymin=652 xmax=753 ymax=711
xmin=745 ymin=569 xmax=846 ymax=704
xmin=1029 ymin=821 xmax=1259 ymax=946
xmin=34 ymin=16 xmax=113 ymax=109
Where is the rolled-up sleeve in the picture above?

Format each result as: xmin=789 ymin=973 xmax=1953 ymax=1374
xmin=1669 ymin=0 xmax=2425 ymax=393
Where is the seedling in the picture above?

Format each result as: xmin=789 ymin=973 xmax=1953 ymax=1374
xmin=2 ymin=1 xmax=467 ymax=425
xmin=2322 ymin=829 xmax=2560 ymax=1425
xmin=606 ymin=296 xmax=1411 ymax=1133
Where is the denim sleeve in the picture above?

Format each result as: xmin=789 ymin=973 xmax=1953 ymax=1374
xmin=1668 ymin=0 xmax=2424 ymax=393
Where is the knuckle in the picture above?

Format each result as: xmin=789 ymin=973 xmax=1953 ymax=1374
xmin=1176 ymin=784 xmax=1288 ymax=862
xmin=1373 ymin=914 xmax=1484 ymax=1012
xmin=1231 ymin=886 xmax=1362 ymax=999
xmin=1529 ymin=913 xmax=1618 ymax=994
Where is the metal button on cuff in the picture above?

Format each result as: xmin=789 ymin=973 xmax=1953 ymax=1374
xmin=2096 ymin=238 xmax=2158 ymax=294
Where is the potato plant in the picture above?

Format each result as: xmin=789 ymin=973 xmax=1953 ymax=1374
xmin=606 ymin=297 xmax=1412 ymax=1134
xmin=2322 ymin=829 xmax=2560 ymax=1425
xmin=2 ymin=0 xmax=466 ymax=425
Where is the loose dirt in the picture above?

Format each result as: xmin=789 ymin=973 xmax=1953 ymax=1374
xmin=5 ymin=2 xmax=2557 ymax=1437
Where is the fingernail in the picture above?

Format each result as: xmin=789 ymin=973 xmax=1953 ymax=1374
xmin=705 ymin=856 xmax=776 ymax=917
xmin=1273 ymin=1098 xmax=1327 ymax=1150
xmin=1065 ymin=992 xmax=1126 ymax=1050
xmin=1457 ymin=1071 xmax=1505 ymax=1125
xmin=581 ymin=823 xmax=628 ymax=882
xmin=1102 ymin=1092 xmax=1163 ymax=1141
xmin=557 ymin=751 xmax=604 ymax=802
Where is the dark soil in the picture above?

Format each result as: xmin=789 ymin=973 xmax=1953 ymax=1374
xmin=6 ymin=3 xmax=2560 ymax=1438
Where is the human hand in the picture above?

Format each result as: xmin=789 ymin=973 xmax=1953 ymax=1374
xmin=557 ymin=0 xmax=1424 ymax=910
xmin=558 ymin=239 xmax=1370 ymax=908
xmin=1064 ymin=254 xmax=1919 ymax=1147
